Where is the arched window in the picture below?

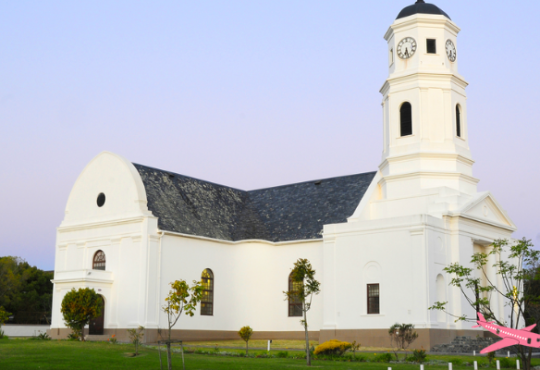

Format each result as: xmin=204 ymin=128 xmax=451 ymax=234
xmin=400 ymin=102 xmax=412 ymax=137
xmin=288 ymin=272 xmax=302 ymax=317
xmin=456 ymin=104 xmax=462 ymax=137
xmin=201 ymin=269 xmax=214 ymax=316
xmin=93 ymin=250 xmax=106 ymax=270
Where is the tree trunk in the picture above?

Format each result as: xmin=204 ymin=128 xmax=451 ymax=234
xmin=80 ymin=327 xmax=85 ymax=342
xmin=181 ymin=342 xmax=185 ymax=370
xmin=304 ymin=309 xmax=311 ymax=366
xmin=157 ymin=341 xmax=163 ymax=370
xmin=166 ymin=342 xmax=172 ymax=370
xmin=246 ymin=341 xmax=248 ymax=356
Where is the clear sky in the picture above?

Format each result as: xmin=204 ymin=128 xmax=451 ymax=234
xmin=1 ymin=1 xmax=539 ymax=271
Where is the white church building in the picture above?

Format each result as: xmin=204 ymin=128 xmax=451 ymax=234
xmin=50 ymin=1 xmax=517 ymax=348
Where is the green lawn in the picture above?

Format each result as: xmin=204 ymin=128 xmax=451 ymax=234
xmin=0 ymin=338 xmax=537 ymax=370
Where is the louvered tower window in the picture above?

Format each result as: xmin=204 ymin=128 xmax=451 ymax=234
xmin=456 ymin=104 xmax=462 ymax=137
xmin=400 ymin=102 xmax=412 ymax=136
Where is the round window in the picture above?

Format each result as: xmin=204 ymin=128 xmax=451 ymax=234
xmin=97 ymin=193 xmax=106 ymax=207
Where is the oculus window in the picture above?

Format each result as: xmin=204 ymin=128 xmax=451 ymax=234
xmin=97 ymin=193 xmax=106 ymax=207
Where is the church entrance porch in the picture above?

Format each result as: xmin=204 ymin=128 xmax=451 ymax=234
xmin=89 ymin=295 xmax=104 ymax=335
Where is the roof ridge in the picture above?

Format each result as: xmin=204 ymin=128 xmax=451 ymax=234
xmin=134 ymin=162 xmax=376 ymax=193
xmin=247 ymin=171 xmax=377 ymax=193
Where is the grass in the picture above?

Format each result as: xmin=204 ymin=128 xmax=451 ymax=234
xmin=181 ymin=339 xmax=394 ymax=352
xmin=1 ymin=338 xmax=539 ymax=370
xmin=182 ymin=339 xmax=320 ymax=349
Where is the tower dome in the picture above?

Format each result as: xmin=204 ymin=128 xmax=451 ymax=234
xmin=396 ymin=0 xmax=450 ymax=20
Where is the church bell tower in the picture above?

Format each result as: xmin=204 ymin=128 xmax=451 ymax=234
xmin=378 ymin=0 xmax=477 ymax=203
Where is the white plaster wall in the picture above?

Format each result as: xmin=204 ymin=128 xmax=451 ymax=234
xmin=156 ymin=235 xmax=324 ymax=333
xmin=51 ymin=151 xmax=159 ymax=331
xmin=2 ymin=325 xmax=50 ymax=337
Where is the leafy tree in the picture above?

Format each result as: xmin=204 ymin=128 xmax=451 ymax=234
xmin=0 ymin=257 xmax=53 ymax=323
xmin=238 ymin=326 xmax=253 ymax=355
xmin=284 ymin=258 xmax=321 ymax=366
xmin=0 ymin=257 xmax=22 ymax=310
xmin=127 ymin=326 xmax=145 ymax=356
xmin=388 ymin=323 xmax=418 ymax=361
xmin=161 ymin=280 xmax=203 ymax=370
xmin=429 ymin=238 xmax=538 ymax=370
xmin=0 ymin=306 xmax=11 ymax=338
xmin=60 ymin=288 xmax=103 ymax=341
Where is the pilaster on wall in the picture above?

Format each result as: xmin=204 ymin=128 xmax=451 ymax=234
xmin=410 ymin=226 xmax=428 ymax=327
xmin=321 ymin=237 xmax=337 ymax=333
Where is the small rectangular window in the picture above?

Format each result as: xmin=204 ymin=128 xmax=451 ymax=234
xmin=367 ymin=284 xmax=380 ymax=314
xmin=427 ymin=39 xmax=436 ymax=54
xmin=389 ymin=48 xmax=394 ymax=66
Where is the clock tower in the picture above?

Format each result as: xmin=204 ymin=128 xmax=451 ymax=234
xmin=378 ymin=0 xmax=475 ymax=210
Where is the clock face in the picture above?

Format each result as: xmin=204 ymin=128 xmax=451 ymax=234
xmin=446 ymin=39 xmax=457 ymax=62
xmin=397 ymin=37 xmax=417 ymax=59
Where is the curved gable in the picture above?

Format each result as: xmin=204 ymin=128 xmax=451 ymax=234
xmin=62 ymin=152 xmax=150 ymax=226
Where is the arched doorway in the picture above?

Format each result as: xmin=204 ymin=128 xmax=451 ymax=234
xmin=89 ymin=295 xmax=104 ymax=335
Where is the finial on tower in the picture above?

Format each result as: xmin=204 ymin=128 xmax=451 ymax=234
xmin=415 ymin=0 xmax=425 ymax=3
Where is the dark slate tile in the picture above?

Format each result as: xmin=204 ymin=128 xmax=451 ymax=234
xmin=133 ymin=163 xmax=376 ymax=242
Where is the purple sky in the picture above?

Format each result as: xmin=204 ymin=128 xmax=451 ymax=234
xmin=1 ymin=1 xmax=539 ymax=271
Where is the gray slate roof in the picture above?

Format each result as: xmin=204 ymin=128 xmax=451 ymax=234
xmin=134 ymin=163 xmax=376 ymax=242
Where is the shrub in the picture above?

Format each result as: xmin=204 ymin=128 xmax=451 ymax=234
xmin=412 ymin=348 xmax=427 ymax=363
xmin=276 ymin=351 xmax=288 ymax=358
xmin=487 ymin=351 xmax=496 ymax=366
xmin=313 ymin=340 xmax=352 ymax=356
xmin=449 ymin=358 xmax=463 ymax=366
xmin=0 ymin=330 xmax=7 ymax=340
xmin=67 ymin=331 xmax=79 ymax=341
xmin=31 ymin=332 xmax=51 ymax=340
xmin=499 ymin=358 xmax=514 ymax=368
xmin=374 ymin=353 xmax=394 ymax=363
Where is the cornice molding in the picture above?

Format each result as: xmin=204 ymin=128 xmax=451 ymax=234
xmin=379 ymin=152 xmax=475 ymax=171
xmin=58 ymin=216 xmax=149 ymax=233
xmin=160 ymin=230 xmax=321 ymax=247
xmin=379 ymin=171 xmax=480 ymax=185
xmin=386 ymin=14 xmax=460 ymax=40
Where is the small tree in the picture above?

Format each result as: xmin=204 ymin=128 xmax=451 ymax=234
xmin=428 ymin=238 xmax=538 ymax=370
xmin=127 ymin=326 xmax=145 ymax=356
xmin=388 ymin=323 xmax=418 ymax=361
xmin=162 ymin=280 xmax=203 ymax=370
xmin=350 ymin=340 xmax=361 ymax=359
xmin=238 ymin=326 xmax=253 ymax=355
xmin=60 ymin=288 xmax=102 ymax=341
xmin=284 ymin=258 xmax=321 ymax=366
